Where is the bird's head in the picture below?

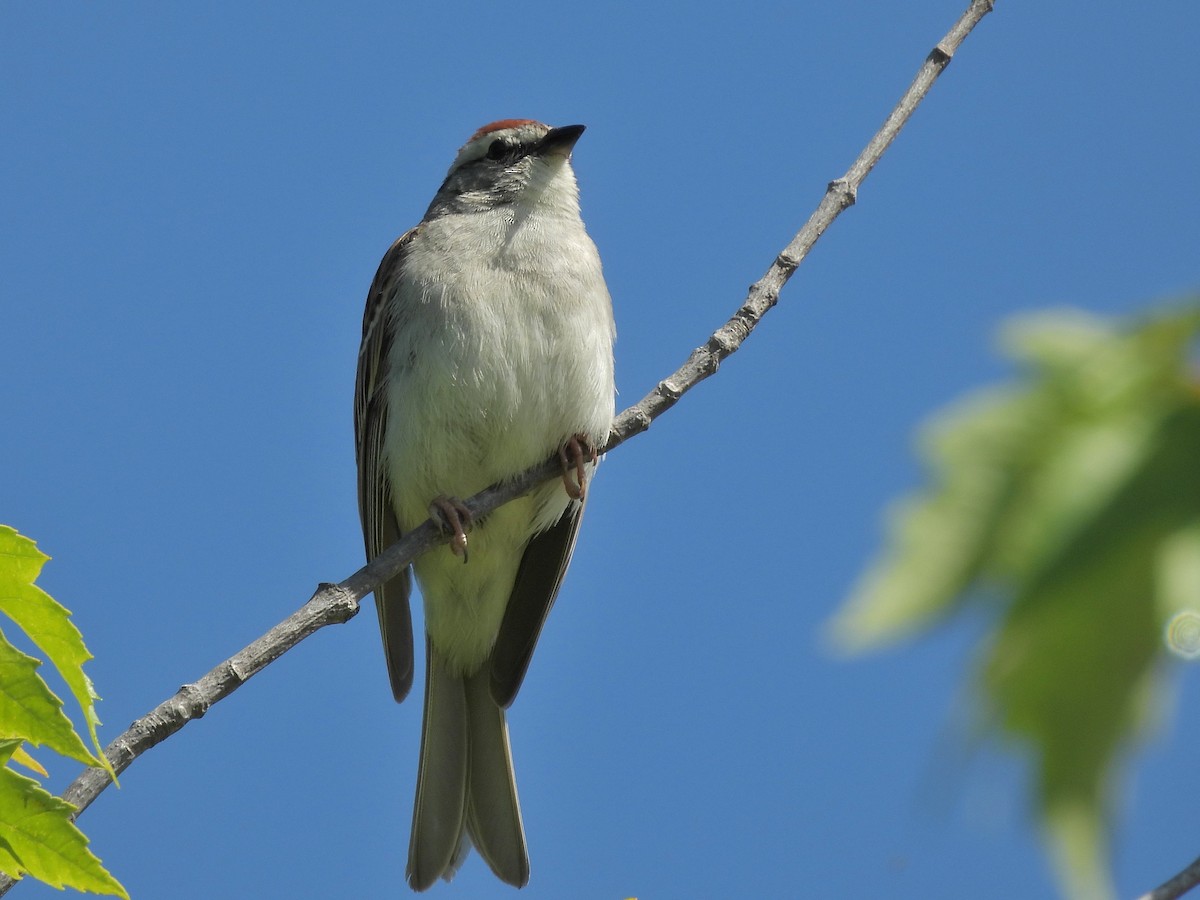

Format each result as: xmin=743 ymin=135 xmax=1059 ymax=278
xmin=428 ymin=119 xmax=586 ymax=216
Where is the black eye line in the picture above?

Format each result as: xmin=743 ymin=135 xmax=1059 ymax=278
xmin=485 ymin=138 xmax=529 ymax=164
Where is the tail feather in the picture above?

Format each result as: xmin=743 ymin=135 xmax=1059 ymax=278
xmin=464 ymin=668 xmax=529 ymax=887
xmin=406 ymin=643 xmax=468 ymax=891
xmin=406 ymin=647 xmax=529 ymax=890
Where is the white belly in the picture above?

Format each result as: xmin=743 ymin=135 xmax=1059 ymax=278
xmin=382 ymin=207 xmax=614 ymax=672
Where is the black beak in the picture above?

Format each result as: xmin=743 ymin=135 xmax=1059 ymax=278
xmin=536 ymin=124 xmax=586 ymax=158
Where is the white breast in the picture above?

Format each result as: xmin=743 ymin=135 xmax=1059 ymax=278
xmin=380 ymin=188 xmax=615 ymax=670
xmin=384 ymin=200 xmax=614 ymax=525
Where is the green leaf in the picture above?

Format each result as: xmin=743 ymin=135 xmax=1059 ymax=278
xmin=10 ymin=743 xmax=48 ymax=778
xmin=831 ymin=300 xmax=1200 ymax=899
xmin=0 ymin=526 xmax=109 ymax=773
xmin=0 ymin=765 xmax=128 ymax=898
xmin=0 ymin=526 xmax=125 ymax=896
xmin=0 ymin=629 xmax=96 ymax=766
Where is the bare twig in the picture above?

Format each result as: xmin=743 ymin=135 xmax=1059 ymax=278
xmin=607 ymin=0 xmax=996 ymax=446
xmin=1138 ymin=856 xmax=1200 ymax=900
xmin=57 ymin=584 xmax=361 ymax=817
xmin=0 ymin=1 xmax=996 ymax=894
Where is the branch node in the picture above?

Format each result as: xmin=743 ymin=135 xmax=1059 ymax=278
xmin=618 ymin=407 xmax=653 ymax=440
xmin=702 ymin=333 xmax=729 ymax=364
xmin=166 ymin=681 xmax=211 ymax=724
xmin=659 ymin=378 xmax=684 ymax=401
xmin=746 ymin=289 xmax=778 ymax=316
xmin=827 ymin=178 xmax=857 ymax=207
xmin=189 ymin=681 xmax=210 ymax=713
xmin=313 ymin=582 xmax=360 ymax=623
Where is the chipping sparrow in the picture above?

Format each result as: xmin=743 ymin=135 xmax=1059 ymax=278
xmin=354 ymin=119 xmax=616 ymax=890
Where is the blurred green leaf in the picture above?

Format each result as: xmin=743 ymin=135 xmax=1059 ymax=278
xmin=1157 ymin=522 xmax=1200 ymax=642
xmin=829 ymin=301 xmax=1200 ymax=900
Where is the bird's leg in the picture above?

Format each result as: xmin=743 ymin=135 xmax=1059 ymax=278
xmin=558 ymin=433 xmax=598 ymax=501
xmin=429 ymin=495 xmax=473 ymax=562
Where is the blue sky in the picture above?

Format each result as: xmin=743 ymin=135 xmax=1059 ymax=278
xmin=3 ymin=2 xmax=1199 ymax=898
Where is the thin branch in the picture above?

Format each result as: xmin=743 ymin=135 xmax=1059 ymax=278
xmin=0 ymin=1 xmax=996 ymax=893
xmin=56 ymin=584 xmax=361 ymax=818
xmin=602 ymin=0 xmax=994 ymax=450
xmin=1138 ymin=857 xmax=1200 ymax=900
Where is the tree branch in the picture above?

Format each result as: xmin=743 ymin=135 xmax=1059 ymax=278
xmin=0 ymin=0 xmax=996 ymax=893
xmin=1138 ymin=856 xmax=1200 ymax=900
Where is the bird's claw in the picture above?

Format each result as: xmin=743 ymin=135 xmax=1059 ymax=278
xmin=429 ymin=495 xmax=473 ymax=563
xmin=558 ymin=434 xmax=597 ymax=501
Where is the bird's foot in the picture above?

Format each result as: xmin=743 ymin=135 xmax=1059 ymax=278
xmin=429 ymin=495 xmax=473 ymax=562
xmin=558 ymin=433 xmax=598 ymax=501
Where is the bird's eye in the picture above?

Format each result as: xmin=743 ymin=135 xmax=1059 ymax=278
xmin=486 ymin=139 xmax=510 ymax=161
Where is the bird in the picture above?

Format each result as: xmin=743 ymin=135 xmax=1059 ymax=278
xmin=354 ymin=119 xmax=616 ymax=890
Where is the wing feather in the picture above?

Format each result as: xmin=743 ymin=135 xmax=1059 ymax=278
xmin=355 ymin=228 xmax=421 ymax=703
xmin=489 ymin=504 xmax=584 ymax=709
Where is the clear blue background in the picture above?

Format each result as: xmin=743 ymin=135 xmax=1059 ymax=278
xmin=3 ymin=2 xmax=1199 ymax=898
